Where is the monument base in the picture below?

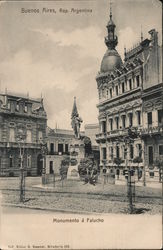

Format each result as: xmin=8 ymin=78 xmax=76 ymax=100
xmin=67 ymin=165 xmax=80 ymax=180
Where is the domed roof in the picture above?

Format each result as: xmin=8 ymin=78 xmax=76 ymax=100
xmin=100 ymin=49 xmax=123 ymax=73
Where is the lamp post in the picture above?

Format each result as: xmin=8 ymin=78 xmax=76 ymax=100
xmin=40 ymin=140 xmax=48 ymax=185
xmin=17 ymin=128 xmax=26 ymax=203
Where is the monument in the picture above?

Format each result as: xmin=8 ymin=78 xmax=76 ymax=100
xmin=67 ymin=97 xmax=85 ymax=179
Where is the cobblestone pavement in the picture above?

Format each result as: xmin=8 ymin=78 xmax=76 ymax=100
xmin=0 ymin=177 xmax=162 ymax=214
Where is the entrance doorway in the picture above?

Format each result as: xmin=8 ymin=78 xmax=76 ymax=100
xmin=37 ymin=154 xmax=43 ymax=176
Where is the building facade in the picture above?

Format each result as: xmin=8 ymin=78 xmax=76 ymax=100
xmin=141 ymin=83 xmax=163 ymax=178
xmin=46 ymin=127 xmax=74 ymax=174
xmin=0 ymin=93 xmax=47 ymax=177
xmin=96 ymin=8 xmax=162 ymax=177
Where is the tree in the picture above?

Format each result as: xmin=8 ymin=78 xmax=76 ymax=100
xmin=60 ymin=157 xmax=70 ymax=187
xmin=113 ymin=157 xmax=124 ymax=179
xmin=133 ymin=156 xmax=143 ymax=181
xmin=154 ymin=158 xmax=163 ymax=183
xmin=78 ymin=157 xmax=98 ymax=185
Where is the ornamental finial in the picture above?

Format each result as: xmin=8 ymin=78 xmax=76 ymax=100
xmin=110 ymin=0 xmax=112 ymax=19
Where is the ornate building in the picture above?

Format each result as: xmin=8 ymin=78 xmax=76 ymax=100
xmin=0 ymin=93 xmax=47 ymax=176
xmin=141 ymin=83 xmax=163 ymax=178
xmin=96 ymin=7 xmax=162 ymax=177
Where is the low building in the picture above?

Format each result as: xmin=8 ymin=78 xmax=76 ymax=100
xmin=0 ymin=92 xmax=47 ymax=177
xmin=46 ymin=127 xmax=74 ymax=174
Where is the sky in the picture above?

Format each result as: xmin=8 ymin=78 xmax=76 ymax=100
xmin=0 ymin=0 xmax=162 ymax=130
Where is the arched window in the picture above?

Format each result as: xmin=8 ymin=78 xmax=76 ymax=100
xmin=9 ymin=155 xmax=13 ymax=168
xmin=27 ymin=155 xmax=31 ymax=168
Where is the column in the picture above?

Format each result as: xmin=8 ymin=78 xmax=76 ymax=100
xmin=126 ymin=113 xmax=129 ymax=128
xmin=143 ymin=112 xmax=148 ymax=128
xmin=152 ymin=110 xmax=158 ymax=127
xmin=133 ymin=110 xmax=137 ymax=127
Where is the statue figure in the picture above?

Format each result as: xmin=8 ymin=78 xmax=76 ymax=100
xmin=71 ymin=97 xmax=83 ymax=139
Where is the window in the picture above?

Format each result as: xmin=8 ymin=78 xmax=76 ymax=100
xmin=136 ymin=75 xmax=140 ymax=87
xmin=149 ymin=172 xmax=154 ymax=178
xmin=129 ymin=79 xmax=132 ymax=90
xmin=26 ymin=130 xmax=32 ymax=143
xmin=49 ymin=161 xmax=53 ymax=174
xmin=110 ymin=89 xmax=112 ymax=98
xmin=159 ymin=145 xmax=163 ymax=156
xmin=116 ymin=146 xmax=120 ymax=158
xmin=8 ymin=102 xmax=11 ymax=110
xmin=58 ymin=143 xmax=63 ymax=153
xmin=9 ymin=155 xmax=13 ymax=168
xmin=115 ymin=117 xmax=119 ymax=129
xmin=147 ymin=112 xmax=152 ymax=126
xmin=110 ymin=147 xmax=113 ymax=159
xmin=50 ymin=143 xmax=54 ymax=153
xmin=124 ymin=146 xmax=127 ymax=159
xmin=65 ymin=144 xmax=69 ymax=153
xmin=122 ymin=82 xmax=125 ymax=93
xmin=130 ymin=145 xmax=134 ymax=159
xmin=9 ymin=128 xmax=15 ymax=142
xmin=137 ymin=144 xmax=142 ymax=157
xmin=102 ymin=121 xmax=106 ymax=133
xmin=102 ymin=148 xmax=106 ymax=160
xmin=24 ymin=104 xmax=27 ymax=113
xmin=158 ymin=110 xmax=162 ymax=124
xmin=38 ymin=131 xmax=43 ymax=141
xmin=137 ymin=111 xmax=141 ymax=125
xmin=106 ymin=90 xmax=109 ymax=98
xmin=16 ymin=103 xmax=19 ymax=111
xmin=0 ymin=157 xmax=1 ymax=174
xmin=27 ymin=155 xmax=31 ymax=168
xmin=148 ymin=146 xmax=153 ymax=165
xmin=129 ymin=113 xmax=133 ymax=127
xmin=116 ymin=85 xmax=118 ymax=96
xmin=0 ymin=127 xmax=1 ymax=141
xmin=109 ymin=119 xmax=113 ymax=131
xmin=122 ymin=115 xmax=126 ymax=128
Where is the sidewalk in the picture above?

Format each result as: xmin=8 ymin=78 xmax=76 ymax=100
xmin=115 ymin=179 xmax=162 ymax=189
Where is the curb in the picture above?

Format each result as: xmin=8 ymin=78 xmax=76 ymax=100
xmin=1 ymin=203 xmax=103 ymax=215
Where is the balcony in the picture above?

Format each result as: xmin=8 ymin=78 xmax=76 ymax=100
xmin=0 ymin=141 xmax=41 ymax=149
xmin=96 ymin=132 xmax=107 ymax=143
xmin=140 ymin=125 xmax=163 ymax=137
xmin=107 ymin=129 xmax=128 ymax=140
xmin=48 ymin=151 xmax=70 ymax=156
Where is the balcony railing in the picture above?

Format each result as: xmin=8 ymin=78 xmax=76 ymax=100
xmin=0 ymin=141 xmax=41 ymax=149
xmin=140 ymin=125 xmax=163 ymax=136
xmin=96 ymin=132 xmax=107 ymax=143
xmin=48 ymin=151 xmax=70 ymax=156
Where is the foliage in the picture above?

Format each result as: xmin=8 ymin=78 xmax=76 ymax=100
xmin=154 ymin=158 xmax=163 ymax=182
xmin=78 ymin=157 xmax=98 ymax=185
xmin=81 ymin=136 xmax=92 ymax=156
xmin=60 ymin=157 xmax=70 ymax=179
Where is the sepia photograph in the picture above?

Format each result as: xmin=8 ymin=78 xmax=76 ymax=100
xmin=0 ymin=0 xmax=162 ymax=249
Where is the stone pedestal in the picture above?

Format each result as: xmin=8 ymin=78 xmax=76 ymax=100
xmin=67 ymin=138 xmax=85 ymax=180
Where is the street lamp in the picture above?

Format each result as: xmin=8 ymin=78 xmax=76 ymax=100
xmin=40 ymin=139 xmax=48 ymax=185
xmin=17 ymin=128 xmax=26 ymax=203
